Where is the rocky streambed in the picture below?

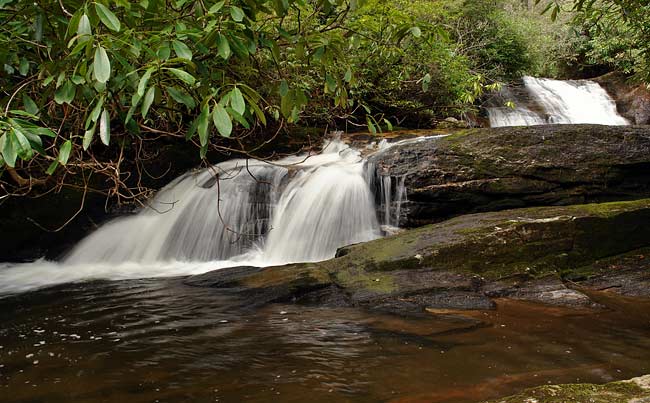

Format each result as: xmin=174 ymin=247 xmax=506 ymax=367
xmin=183 ymin=124 xmax=650 ymax=402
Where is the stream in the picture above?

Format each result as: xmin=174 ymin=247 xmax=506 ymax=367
xmin=1 ymin=78 xmax=646 ymax=402
xmin=1 ymin=278 xmax=649 ymax=402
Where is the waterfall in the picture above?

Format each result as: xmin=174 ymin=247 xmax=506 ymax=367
xmin=488 ymin=76 xmax=629 ymax=127
xmin=66 ymin=140 xmax=381 ymax=265
xmin=0 ymin=139 xmax=383 ymax=294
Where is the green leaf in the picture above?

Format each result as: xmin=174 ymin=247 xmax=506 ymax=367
xmin=90 ymin=96 xmax=105 ymax=124
xmin=19 ymin=58 xmax=29 ymax=76
xmin=212 ymin=104 xmax=232 ymax=138
xmin=422 ymin=73 xmax=431 ymax=92
xmin=279 ymin=80 xmax=289 ymax=97
xmin=46 ymin=160 xmax=59 ymax=175
xmin=226 ymin=107 xmax=250 ymax=129
xmin=172 ymin=40 xmax=193 ymax=60
xmin=99 ymin=109 xmax=110 ymax=145
xmin=95 ymin=2 xmax=121 ymax=32
xmin=383 ymin=118 xmax=393 ymax=131
xmin=19 ymin=127 xmax=43 ymax=151
xmin=93 ymin=46 xmax=111 ymax=83
xmin=30 ymin=127 xmax=56 ymax=138
xmin=344 ymin=68 xmax=352 ymax=83
xmin=157 ymin=43 xmax=171 ymax=60
xmin=367 ymin=117 xmax=377 ymax=135
xmin=280 ymin=90 xmax=293 ymax=118
xmin=58 ymin=140 xmax=72 ymax=165
xmin=197 ymin=103 xmax=211 ymax=146
xmin=83 ymin=124 xmax=96 ymax=150
xmin=208 ymin=0 xmax=225 ymax=13
xmin=71 ymin=75 xmax=86 ymax=85
xmin=8 ymin=110 xmax=38 ymax=119
xmin=77 ymin=14 xmax=92 ymax=36
xmin=325 ymin=74 xmax=337 ymax=93
xmin=167 ymin=68 xmax=196 ymax=85
xmin=229 ymin=87 xmax=246 ymax=115
xmin=217 ymin=34 xmax=231 ymax=60
xmin=249 ymin=99 xmax=267 ymax=126
xmin=409 ymin=26 xmax=422 ymax=38
xmin=13 ymin=127 xmax=33 ymax=159
xmin=186 ymin=116 xmax=199 ymax=140
xmin=54 ymin=80 xmax=76 ymax=105
xmin=137 ymin=67 xmax=155 ymax=97
xmin=142 ymin=86 xmax=155 ymax=119
xmin=230 ymin=6 xmax=245 ymax=22
xmin=1 ymin=134 xmax=17 ymax=167
xmin=167 ymin=86 xmax=196 ymax=109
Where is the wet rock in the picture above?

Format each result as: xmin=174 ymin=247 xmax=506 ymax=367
xmin=486 ymin=275 xmax=600 ymax=308
xmin=189 ymin=199 xmax=650 ymax=311
xmin=571 ymin=248 xmax=650 ymax=298
xmin=184 ymin=266 xmax=266 ymax=288
xmin=368 ymin=125 xmax=650 ymax=227
xmin=594 ymin=72 xmax=650 ymax=125
xmin=481 ymin=374 xmax=650 ymax=403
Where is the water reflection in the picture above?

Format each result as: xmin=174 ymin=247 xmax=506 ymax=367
xmin=0 ymin=280 xmax=649 ymax=403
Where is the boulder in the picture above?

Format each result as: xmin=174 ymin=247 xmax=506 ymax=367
xmin=368 ymin=125 xmax=650 ymax=227
xmin=186 ymin=198 xmax=650 ymax=313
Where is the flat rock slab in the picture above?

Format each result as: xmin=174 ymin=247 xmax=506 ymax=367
xmin=186 ymin=199 xmax=650 ymax=314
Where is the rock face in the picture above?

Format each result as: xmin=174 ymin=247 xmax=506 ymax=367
xmin=186 ymin=198 xmax=650 ymax=314
xmin=368 ymin=125 xmax=650 ymax=227
xmin=481 ymin=374 xmax=650 ymax=403
xmin=595 ymin=72 xmax=650 ymax=125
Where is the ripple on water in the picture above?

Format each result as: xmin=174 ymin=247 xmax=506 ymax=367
xmin=1 ymin=280 xmax=650 ymax=403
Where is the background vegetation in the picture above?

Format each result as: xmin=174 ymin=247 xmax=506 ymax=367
xmin=0 ymin=0 xmax=647 ymax=204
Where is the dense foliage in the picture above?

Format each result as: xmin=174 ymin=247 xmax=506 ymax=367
xmin=539 ymin=0 xmax=650 ymax=83
xmin=1 ymin=0 xmax=622 ymax=202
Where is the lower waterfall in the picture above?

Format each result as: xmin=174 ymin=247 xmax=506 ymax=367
xmin=0 ymin=140 xmax=392 ymax=295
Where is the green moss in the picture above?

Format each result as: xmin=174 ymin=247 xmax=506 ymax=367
xmin=333 ymin=267 xmax=397 ymax=294
xmin=485 ymin=379 xmax=647 ymax=403
xmin=574 ymin=199 xmax=650 ymax=218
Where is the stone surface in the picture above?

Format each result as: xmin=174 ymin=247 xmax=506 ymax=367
xmin=481 ymin=374 xmax=650 ymax=403
xmin=368 ymin=125 xmax=650 ymax=227
xmin=186 ymin=198 xmax=650 ymax=313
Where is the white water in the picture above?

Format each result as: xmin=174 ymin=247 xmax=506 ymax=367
xmin=489 ymin=76 xmax=629 ymax=127
xmin=0 ymin=140 xmax=384 ymax=295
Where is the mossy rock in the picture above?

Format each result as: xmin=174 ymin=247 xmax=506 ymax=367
xmin=369 ymin=124 xmax=650 ymax=227
xmin=187 ymin=198 xmax=650 ymax=311
xmin=482 ymin=374 xmax=650 ymax=403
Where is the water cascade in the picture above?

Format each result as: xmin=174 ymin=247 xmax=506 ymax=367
xmin=488 ymin=76 xmax=629 ymax=127
xmin=0 ymin=139 xmax=405 ymax=294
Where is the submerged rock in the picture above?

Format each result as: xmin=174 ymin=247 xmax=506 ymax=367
xmin=480 ymin=374 xmax=650 ymax=403
xmin=368 ymin=125 xmax=650 ymax=227
xmin=186 ymin=198 xmax=650 ymax=313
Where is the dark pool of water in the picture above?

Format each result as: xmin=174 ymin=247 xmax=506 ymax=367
xmin=1 ymin=278 xmax=649 ymax=403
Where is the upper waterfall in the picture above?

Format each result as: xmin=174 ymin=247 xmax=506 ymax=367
xmin=488 ymin=76 xmax=629 ymax=127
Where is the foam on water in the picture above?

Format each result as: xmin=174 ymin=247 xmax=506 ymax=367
xmin=0 ymin=140 xmax=382 ymax=295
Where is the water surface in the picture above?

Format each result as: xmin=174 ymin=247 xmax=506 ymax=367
xmin=1 ymin=278 xmax=649 ymax=402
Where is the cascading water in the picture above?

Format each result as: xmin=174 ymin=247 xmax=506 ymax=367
xmin=0 ymin=139 xmax=397 ymax=295
xmin=488 ymin=76 xmax=629 ymax=127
